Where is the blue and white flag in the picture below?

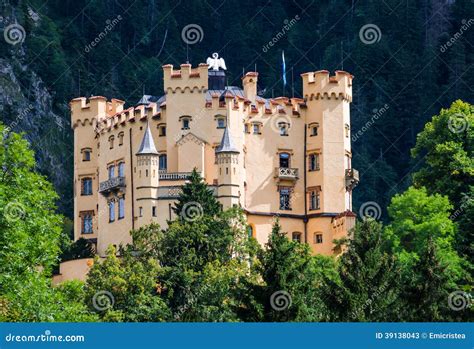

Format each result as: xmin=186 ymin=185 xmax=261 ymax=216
xmin=282 ymin=50 xmax=287 ymax=87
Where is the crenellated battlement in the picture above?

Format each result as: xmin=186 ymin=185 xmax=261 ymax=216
xmin=301 ymin=70 xmax=353 ymax=102
xmin=163 ymin=63 xmax=208 ymax=94
xmin=70 ymin=95 xmax=160 ymax=132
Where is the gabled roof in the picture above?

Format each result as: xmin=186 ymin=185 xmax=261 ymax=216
xmin=136 ymin=123 xmax=159 ymax=155
xmin=216 ymin=126 xmax=239 ymax=154
xmin=176 ymin=132 xmax=207 ymax=146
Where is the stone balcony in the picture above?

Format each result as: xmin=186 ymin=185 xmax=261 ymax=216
xmin=159 ymin=172 xmax=193 ymax=180
xmin=157 ymin=185 xmax=217 ymax=199
xmin=345 ymin=168 xmax=360 ymax=189
xmin=274 ymin=167 xmax=299 ymax=181
xmin=99 ymin=176 xmax=126 ymax=194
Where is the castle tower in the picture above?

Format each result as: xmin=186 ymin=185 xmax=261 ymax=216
xmin=216 ymin=126 xmax=240 ymax=208
xmin=135 ymin=122 xmax=160 ymax=226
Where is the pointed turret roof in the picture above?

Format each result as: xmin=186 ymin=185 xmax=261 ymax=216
xmin=136 ymin=123 xmax=159 ymax=155
xmin=216 ymin=126 xmax=239 ymax=154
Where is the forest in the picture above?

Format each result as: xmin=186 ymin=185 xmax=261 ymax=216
xmin=0 ymin=0 xmax=472 ymax=321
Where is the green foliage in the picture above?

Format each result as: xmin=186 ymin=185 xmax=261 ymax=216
xmin=412 ymin=100 xmax=473 ymax=204
xmin=385 ymin=187 xmax=465 ymax=286
xmin=0 ymin=124 xmax=94 ymax=321
xmin=85 ymin=244 xmax=170 ymax=322
xmin=322 ymin=219 xmax=401 ymax=322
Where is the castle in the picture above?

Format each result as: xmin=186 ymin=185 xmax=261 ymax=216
xmin=70 ymin=54 xmax=359 ymax=257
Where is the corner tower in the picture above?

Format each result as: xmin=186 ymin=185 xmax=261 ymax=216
xmin=216 ymin=126 xmax=240 ymax=208
xmin=135 ymin=123 xmax=159 ymax=226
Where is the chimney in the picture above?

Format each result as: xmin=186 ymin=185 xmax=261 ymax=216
xmin=242 ymin=72 xmax=258 ymax=103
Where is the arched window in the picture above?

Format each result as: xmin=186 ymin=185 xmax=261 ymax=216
xmin=279 ymin=152 xmax=290 ymax=168
xmin=109 ymin=135 xmax=115 ymax=149
xmin=247 ymin=224 xmax=255 ymax=238
xmin=118 ymin=132 xmax=124 ymax=146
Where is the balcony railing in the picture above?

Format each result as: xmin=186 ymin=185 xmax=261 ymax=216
xmin=159 ymin=172 xmax=193 ymax=181
xmin=345 ymin=169 xmax=360 ymax=189
xmin=99 ymin=176 xmax=126 ymax=194
xmin=275 ymin=167 xmax=299 ymax=181
xmin=157 ymin=185 xmax=217 ymax=199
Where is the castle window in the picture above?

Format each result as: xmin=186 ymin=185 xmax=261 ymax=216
xmin=109 ymin=201 xmax=116 ymax=222
xmin=309 ymin=123 xmax=319 ymax=137
xmin=158 ymin=124 xmax=166 ymax=136
xmin=139 ymin=207 xmax=143 ymax=217
xmin=80 ymin=211 xmax=93 ymax=234
xmin=82 ymin=148 xmax=92 ymax=161
xmin=247 ymin=225 xmax=254 ymax=238
xmin=345 ymin=124 xmax=350 ymax=138
xmin=108 ymin=165 xmax=115 ymax=179
xmin=279 ymin=187 xmax=291 ymax=210
xmin=159 ymin=154 xmax=167 ymax=171
xmin=118 ymin=162 xmax=125 ymax=177
xmin=292 ymin=232 xmax=302 ymax=243
xmin=152 ymin=206 xmax=157 ymax=217
xmin=279 ymin=122 xmax=289 ymax=136
xmin=118 ymin=132 xmax=124 ymax=146
xmin=252 ymin=123 xmax=261 ymax=134
xmin=179 ymin=116 xmax=192 ymax=130
xmin=118 ymin=197 xmax=125 ymax=219
xmin=244 ymin=123 xmax=249 ymax=133
xmin=309 ymin=189 xmax=321 ymax=210
xmin=309 ymin=154 xmax=320 ymax=171
xmin=314 ymin=233 xmax=323 ymax=244
xmin=216 ymin=116 xmax=226 ymax=129
xmin=279 ymin=152 xmax=290 ymax=168
xmin=81 ymin=177 xmax=93 ymax=196
xmin=109 ymin=136 xmax=115 ymax=149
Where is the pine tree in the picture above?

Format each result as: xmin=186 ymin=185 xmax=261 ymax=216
xmin=173 ymin=168 xmax=221 ymax=219
xmin=322 ymin=219 xmax=401 ymax=321
xmin=259 ymin=220 xmax=332 ymax=321
xmin=400 ymin=237 xmax=455 ymax=321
